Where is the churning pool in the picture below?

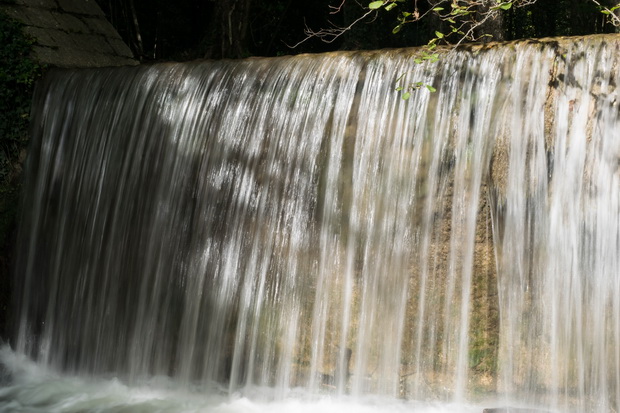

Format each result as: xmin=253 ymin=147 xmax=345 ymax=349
xmin=0 ymin=346 xmax=490 ymax=413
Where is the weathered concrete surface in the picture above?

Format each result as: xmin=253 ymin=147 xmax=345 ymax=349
xmin=0 ymin=0 xmax=137 ymax=67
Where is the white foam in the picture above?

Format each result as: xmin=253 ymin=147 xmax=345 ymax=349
xmin=0 ymin=346 xmax=482 ymax=413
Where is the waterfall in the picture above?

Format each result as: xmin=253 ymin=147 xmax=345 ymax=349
xmin=7 ymin=35 xmax=620 ymax=412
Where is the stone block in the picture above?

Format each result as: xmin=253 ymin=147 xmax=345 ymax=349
xmin=19 ymin=7 xmax=61 ymax=29
xmin=87 ymin=52 xmax=138 ymax=67
xmin=46 ymin=29 xmax=77 ymax=49
xmin=22 ymin=25 xmax=58 ymax=47
xmin=72 ymin=33 xmax=114 ymax=54
xmin=31 ymin=44 xmax=63 ymax=66
xmin=51 ymin=11 xmax=89 ymax=33
xmin=81 ymin=16 xmax=118 ymax=36
xmin=32 ymin=44 xmax=112 ymax=67
xmin=12 ymin=0 xmax=59 ymax=8
xmin=56 ymin=0 xmax=104 ymax=16
xmin=107 ymin=37 xmax=134 ymax=59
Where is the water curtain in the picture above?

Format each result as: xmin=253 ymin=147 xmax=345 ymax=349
xmin=13 ymin=35 xmax=620 ymax=411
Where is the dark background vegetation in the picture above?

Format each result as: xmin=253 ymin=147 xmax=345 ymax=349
xmin=95 ymin=0 xmax=619 ymax=62
xmin=0 ymin=0 xmax=618 ymax=340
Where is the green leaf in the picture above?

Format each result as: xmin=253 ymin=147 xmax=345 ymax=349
xmin=425 ymin=85 xmax=437 ymax=92
xmin=413 ymin=58 xmax=423 ymax=64
xmin=433 ymin=7 xmax=444 ymax=11
xmin=385 ymin=2 xmax=397 ymax=11
xmin=499 ymin=2 xmax=512 ymax=10
xmin=402 ymin=92 xmax=411 ymax=100
xmin=601 ymin=9 xmax=611 ymax=14
xmin=368 ymin=1 xmax=384 ymax=9
xmin=452 ymin=6 xmax=472 ymax=15
xmin=435 ymin=31 xmax=444 ymax=38
xmin=392 ymin=24 xmax=402 ymax=33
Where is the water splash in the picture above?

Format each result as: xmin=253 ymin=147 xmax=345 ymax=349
xmin=0 ymin=345 xmax=482 ymax=412
xmin=9 ymin=35 xmax=620 ymax=411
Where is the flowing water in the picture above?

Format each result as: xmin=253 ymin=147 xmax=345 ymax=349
xmin=2 ymin=35 xmax=620 ymax=412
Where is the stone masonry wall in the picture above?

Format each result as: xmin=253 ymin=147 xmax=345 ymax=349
xmin=0 ymin=0 xmax=137 ymax=67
